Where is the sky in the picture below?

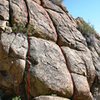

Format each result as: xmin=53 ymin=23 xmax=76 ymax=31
xmin=63 ymin=0 xmax=100 ymax=33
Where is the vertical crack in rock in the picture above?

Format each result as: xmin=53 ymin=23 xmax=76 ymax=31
xmin=9 ymin=0 xmax=13 ymax=27
xmin=24 ymin=0 xmax=30 ymax=27
xmin=7 ymin=0 xmax=31 ymax=97
xmin=23 ymin=0 xmax=31 ymax=99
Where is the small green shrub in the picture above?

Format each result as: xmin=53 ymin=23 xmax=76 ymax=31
xmin=76 ymin=17 xmax=96 ymax=46
xmin=12 ymin=96 xmax=21 ymax=100
xmin=12 ymin=23 xmax=34 ymax=34
xmin=77 ymin=18 xmax=96 ymax=36
xmin=12 ymin=23 xmax=25 ymax=33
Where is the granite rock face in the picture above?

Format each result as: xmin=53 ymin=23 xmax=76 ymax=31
xmin=34 ymin=96 xmax=70 ymax=100
xmin=29 ymin=37 xmax=73 ymax=97
xmin=0 ymin=0 xmax=100 ymax=100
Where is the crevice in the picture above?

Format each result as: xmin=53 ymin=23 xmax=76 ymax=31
xmin=24 ymin=0 xmax=30 ymax=28
xmin=9 ymin=0 xmax=30 ymax=97
xmin=9 ymin=0 xmax=13 ymax=27
xmin=22 ymin=1 xmax=30 ymax=99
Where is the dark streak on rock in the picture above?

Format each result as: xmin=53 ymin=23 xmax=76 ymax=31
xmin=24 ymin=0 xmax=30 ymax=28
xmin=9 ymin=0 xmax=13 ymax=27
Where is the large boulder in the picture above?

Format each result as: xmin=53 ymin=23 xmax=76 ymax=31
xmin=28 ymin=37 xmax=73 ymax=98
xmin=0 ymin=0 xmax=9 ymax=20
xmin=72 ymin=73 xmax=93 ymax=100
xmin=27 ymin=0 xmax=57 ymax=41
xmin=47 ymin=9 xmax=86 ymax=49
xmin=0 ymin=33 xmax=28 ymax=93
xmin=61 ymin=46 xmax=96 ymax=86
xmin=42 ymin=0 xmax=64 ymax=13
xmin=9 ymin=0 xmax=28 ymax=25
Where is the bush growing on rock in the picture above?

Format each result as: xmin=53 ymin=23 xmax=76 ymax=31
xmin=12 ymin=23 xmax=34 ymax=34
xmin=76 ymin=17 xmax=96 ymax=46
xmin=76 ymin=17 xmax=96 ymax=35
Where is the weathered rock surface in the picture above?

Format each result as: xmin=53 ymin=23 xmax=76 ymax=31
xmin=0 ymin=32 xmax=28 ymax=93
xmin=34 ymin=96 xmax=70 ymax=100
xmin=29 ymin=37 xmax=73 ymax=97
xmin=0 ymin=0 xmax=9 ymax=20
xmin=47 ymin=9 xmax=86 ymax=49
xmin=72 ymin=73 xmax=93 ymax=100
xmin=27 ymin=0 xmax=57 ymax=41
xmin=61 ymin=46 xmax=96 ymax=86
xmin=0 ymin=0 xmax=100 ymax=100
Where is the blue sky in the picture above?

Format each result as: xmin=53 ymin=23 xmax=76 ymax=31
xmin=63 ymin=0 xmax=100 ymax=33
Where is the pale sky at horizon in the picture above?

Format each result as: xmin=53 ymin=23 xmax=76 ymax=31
xmin=63 ymin=0 xmax=100 ymax=33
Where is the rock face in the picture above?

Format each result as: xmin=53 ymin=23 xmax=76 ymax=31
xmin=0 ymin=33 xmax=28 ymax=91
xmin=29 ymin=37 xmax=73 ymax=97
xmin=34 ymin=96 xmax=70 ymax=100
xmin=0 ymin=0 xmax=100 ymax=100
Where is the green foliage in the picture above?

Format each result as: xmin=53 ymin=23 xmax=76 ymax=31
xmin=12 ymin=96 xmax=21 ymax=100
xmin=12 ymin=23 xmax=25 ymax=33
xmin=77 ymin=18 xmax=96 ymax=46
xmin=77 ymin=19 xmax=96 ymax=36
xmin=12 ymin=23 xmax=34 ymax=34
